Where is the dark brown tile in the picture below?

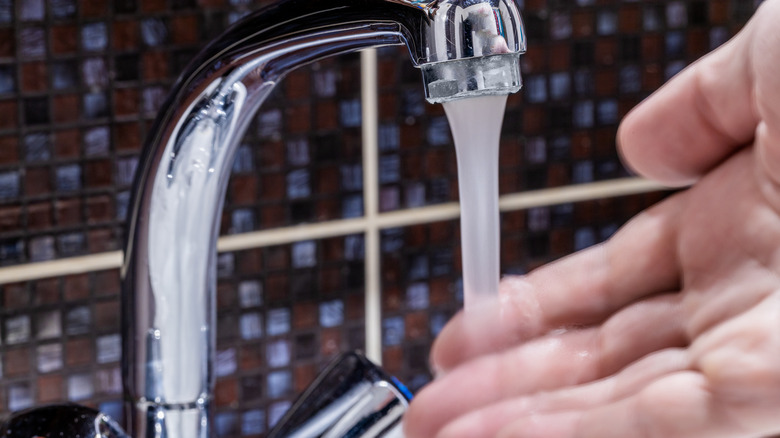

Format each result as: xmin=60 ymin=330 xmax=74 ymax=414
xmin=171 ymin=15 xmax=199 ymax=45
xmin=285 ymin=70 xmax=310 ymax=100
xmin=114 ymin=88 xmax=139 ymax=117
xmin=315 ymin=101 xmax=338 ymax=131
xmin=214 ymin=377 xmax=238 ymax=407
xmin=143 ymin=51 xmax=169 ymax=81
xmin=38 ymin=374 xmax=65 ymax=403
xmin=320 ymin=328 xmax=341 ymax=357
xmin=27 ymin=202 xmax=52 ymax=230
xmin=142 ymin=0 xmax=167 ymax=13
xmin=3 ymin=283 xmax=29 ymax=309
xmin=54 ymin=130 xmax=81 ymax=158
xmin=0 ymin=204 xmax=22 ymax=232
xmin=115 ymin=122 xmax=141 ymax=151
xmin=229 ymin=175 xmax=258 ymax=205
xmin=0 ymin=136 xmax=19 ymax=164
xmin=50 ymin=25 xmax=78 ymax=55
xmin=21 ymin=62 xmax=47 ymax=93
xmin=33 ymin=278 xmax=60 ymax=305
xmin=87 ymin=228 xmax=116 ymax=253
xmin=292 ymin=301 xmax=317 ymax=329
xmin=293 ymin=363 xmax=315 ymax=393
xmin=63 ymin=274 xmax=89 ymax=301
xmin=86 ymin=195 xmax=113 ymax=224
xmin=236 ymin=248 xmax=263 ymax=275
xmin=55 ymin=198 xmax=82 ymax=227
xmin=94 ymin=300 xmax=120 ymax=332
xmin=52 ymin=94 xmax=80 ymax=123
xmin=114 ymin=19 xmax=139 ymax=50
xmin=25 ymin=167 xmax=52 ymax=197
xmin=80 ymin=0 xmax=107 ymax=17
xmin=0 ymin=29 xmax=14 ymax=57
xmin=0 ymin=100 xmax=19 ymax=130
xmin=84 ymin=159 xmax=113 ymax=188
xmin=5 ymin=348 xmax=31 ymax=377
xmin=93 ymin=270 xmax=120 ymax=297
xmin=286 ymin=104 xmax=311 ymax=133
xmin=65 ymin=337 xmax=93 ymax=367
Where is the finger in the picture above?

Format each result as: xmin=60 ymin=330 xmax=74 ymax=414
xmin=432 ymin=197 xmax=683 ymax=371
xmin=406 ymin=295 xmax=688 ymax=438
xmin=617 ymin=10 xmax=759 ymax=186
xmin=495 ymin=372 xmax=748 ymax=438
xmin=435 ymin=348 xmax=690 ymax=438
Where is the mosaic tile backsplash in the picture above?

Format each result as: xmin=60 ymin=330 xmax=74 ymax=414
xmin=0 ymin=0 xmax=759 ymax=436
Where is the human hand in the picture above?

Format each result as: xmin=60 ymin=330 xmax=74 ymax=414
xmin=403 ymin=1 xmax=780 ymax=437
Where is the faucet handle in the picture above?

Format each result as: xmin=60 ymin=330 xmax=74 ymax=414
xmin=0 ymin=404 xmax=128 ymax=437
xmin=268 ymin=351 xmax=413 ymax=438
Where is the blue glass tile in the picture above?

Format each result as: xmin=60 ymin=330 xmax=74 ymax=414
xmin=257 ymin=109 xmax=282 ymax=140
xmin=405 ymin=182 xmax=425 ymax=208
xmin=292 ymin=241 xmax=316 ymax=268
xmin=65 ymin=306 xmax=92 ymax=335
xmin=227 ymin=11 xmax=249 ymax=25
xmin=95 ymin=368 xmax=122 ymax=396
xmin=382 ymin=317 xmax=404 ymax=346
xmin=24 ymin=97 xmax=49 ymax=125
xmin=116 ymin=157 xmax=138 ymax=187
xmin=666 ymin=31 xmax=686 ymax=59
xmin=550 ymin=72 xmax=571 ymax=100
xmin=0 ymin=0 xmax=11 ymax=23
xmin=1 ymin=239 xmax=24 ymax=265
xmin=116 ymin=191 xmax=130 ymax=220
xmin=710 ymin=27 xmax=730 ymax=50
xmin=455 ymin=278 xmax=463 ymax=302
xmin=267 ymin=370 xmax=291 ymax=398
xmin=319 ymin=300 xmax=344 ymax=328
xmin=344 ymin=235 xmax=364 ymax=261
xmin=56 ymin=164 xmax=82 ymax=192
xmin=379 ymin=155 xmax=400 ymax=184
xmin=525 ymin=75 xmax=546 ymax=103
xmin=431 ymin=312 xmax=448 ymax=336
xmin=378 ymin=124 xmax=400 ymax=151
xmin=426 ymin=117 xmax=450 ymax=146
xmin=286 ymin=169 xmax=310 ymax=199
xmin=340 ymin=164 xmax=362 ymax=191
xmin=215 ymin=348 xmax=237 ymax=377
xmin=266 ymin=339 xmax=290 ymax=368
xmin=574 ymin=227 xmax=597 ymax=251
xmin=666 ymin=61 xmax=686 ymax=80
xmin=35 ymin=310 xmax=61 ymax=340
xmin=215 ymin=413 xmax=239 ymax=438
xmin=573 ymin=101 xmax=594 ymax=129
xmin=408 ymin=254 xmax=429 ymax=280
xmin=50 ymin=0 xmax=76 ymax=18
xmin=82 ymin=22 xmax=108 ymax=51
xmin=29 ymin=235 xmax=55 ymax=262
xmin=525 ymin=137 xmax=546 ymax=164
xmin=596 ymin=11 xmax=617 ymax=35
xmin=430 ymin=248 xmax=452 ymax=276
xmin=528 ymin=207 xmax=550 ymax=232
xmin=550 ymin=12 xmax=572 ymax=40
xmin=58 ymin=232 xmax=85 ymax=257
xmin=82 ymin=57 xmax=108 ymax=88
xmin=406 ymin=283 xmax=429 ymax=310
xmin=381 ymin=228 xmax=403 ymax=253
xmin=142 ymin=87 xmax=166 ymax=115
xmin=97 ymin=334 xmax=122 ymax=364
xmin=238 ymin=281 xmax=263 ymax=308
xmin=68 ymin=373 xmax=95 ymax=401
xmin=8 ymin=383 xmax=34 ymax=412
xmin=600 ymin=223 xmax=619 ymax=241
xmin=141 ymin=18 xmax=168 ymax=46
xmin=266 ymin=308 xmax=290 ymax=336
xmin=268 ymin=401 xmax=291 ymax=428
xmin=295 ymin=333 xmax=316 ymax=359
xmin=402 ymin=90 xmax=424 ymax=117
xmin=23 ymin=133 xmax=50 ymax=162
xmin=242 ymin=410 xmax=265 ymax=436
xmin=286 ymin=138 xmax=309 ymax=166
xmin=381 ymin=188 xmax=399 ymax=211
xmin=339 ymin=99 xmax=361 ymax=127
xmin=21 ymin=0 xmax=44 ymax=21
xmin=36 ymin=343 xmax=63 ymax=373
xmin=313 ymin=70 xmax=337 ymax=97
xmin=643 ymin=5 xmax=663 ymax=31
xmin=232 ymin=145 xmax=254 ymax=173
xmin=6 ymin=315 xmax=31 ymax=344
xmin=0 ymin=65 xmax=14 ymax=94
xmin=230 ymin=208 xmax=255 ymax=234
xmin=217 ymin=253 xmax=234 ymax=278
xmin=51 ymin=61 xmax=77 ymax=90
xmin=239 ymin=313 xmax=263 ymax=340
xmin=341 ymin=194 xmax=363 ymax=218
xmin=573 ymin=161 xmax=594 ymax=184
xmin=573 ymin=70 xmax=594 ymax=96
xmin=597 ymin=99 xmax=619 ymax=125
xmin=99 ymin=401 xmax=124 ymax=424
xmin=552 ymin=203 xmax=574 ymax=226
xmin=84 ymin=127 xmax=110 ymax=157
xmin=83 ymin=92 xmax=108 ymax=119
xmin=619 ymin=66 xmax=641 ymax=94
xmin=666 ymin=1 xmax=688 ymax=28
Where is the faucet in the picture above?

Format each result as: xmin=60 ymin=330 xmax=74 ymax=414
xmin=121 ymin=0 xmax=524 ymax=436
xmin=2 ymin=1 xmax=526 ymax=437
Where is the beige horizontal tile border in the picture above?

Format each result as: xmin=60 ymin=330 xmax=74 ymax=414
xmin=0 ymin=177 xmax=669 ymax=285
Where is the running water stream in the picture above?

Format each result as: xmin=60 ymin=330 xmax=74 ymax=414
xmin=443 ymin=94 xmax=508 ymax=311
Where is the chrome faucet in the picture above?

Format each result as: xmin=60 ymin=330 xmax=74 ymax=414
xmin=114 ymin=1 xmax=526 ymax=437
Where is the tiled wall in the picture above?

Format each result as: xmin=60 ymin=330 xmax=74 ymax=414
xmin=0 ymin=0 xmax=758 ymax=436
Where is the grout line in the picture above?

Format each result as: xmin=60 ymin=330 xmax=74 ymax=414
xmin=0 ymin=178 xmax=671 ymax=285
xmin=360 ymin=49 xmax=383 ymax=365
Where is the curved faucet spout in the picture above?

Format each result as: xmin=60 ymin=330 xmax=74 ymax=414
xmin=122 ymin=1 xmax=525 ymax=436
